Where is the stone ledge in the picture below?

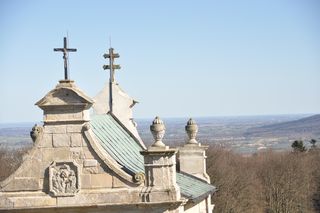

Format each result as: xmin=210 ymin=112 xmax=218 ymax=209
xmin=1 ymin=177 xmax=40 ymax=192
xmin=0 ymin=189 xmax=183 ymax=211
xmin=11 ymin=196 xmax=56 ymax=208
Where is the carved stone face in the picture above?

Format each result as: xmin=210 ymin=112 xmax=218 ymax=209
xmin=30 ymin=124 xmax=43 ymax=143
xmin=60 ymin=170 xmax=67 ymax=179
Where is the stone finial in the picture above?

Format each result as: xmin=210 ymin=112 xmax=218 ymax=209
xmin=150 ymin=116 xmax=166 ymax=147
xmin=185 ymin=118 xmax=198 ymax=144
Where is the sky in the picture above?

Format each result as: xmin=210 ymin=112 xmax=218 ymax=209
xmin=0 ymin=0 xmax=319 ymax=123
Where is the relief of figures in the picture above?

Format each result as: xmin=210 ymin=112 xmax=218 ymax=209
xmin=49 ymin=162 xmax=79 ymax=196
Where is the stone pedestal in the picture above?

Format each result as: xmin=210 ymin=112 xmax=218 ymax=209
xmin=140 ymin=117 xmax=180 ymax=203
xmin=178 ymin=144 xmax=210 ymax=183
xmin=178 ymin=118 xmax=210 ymax=183
xmin=140 ymin=147 xmax=180 ymax=202
xmin=141 ymin=148 xmax=177 ymax=188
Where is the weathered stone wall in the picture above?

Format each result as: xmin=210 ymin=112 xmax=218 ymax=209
xmin=0 ymin=81 xmax=141 ymax=210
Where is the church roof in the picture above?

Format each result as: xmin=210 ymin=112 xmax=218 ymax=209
xmin=90 ymin=114 xmax=216 ymax=203
xmin=91 ymin=113 xmax=144 ymax=174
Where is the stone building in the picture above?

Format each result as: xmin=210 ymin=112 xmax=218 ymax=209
xmin=0 ymin=39 xmax=216 ymax=212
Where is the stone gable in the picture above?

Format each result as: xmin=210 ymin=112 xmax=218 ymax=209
xmin=0 ymin=80 xmax=148 ymax=211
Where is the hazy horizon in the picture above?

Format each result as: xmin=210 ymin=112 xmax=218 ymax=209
xmin=0 ymin=113 xmax=315 ymax=126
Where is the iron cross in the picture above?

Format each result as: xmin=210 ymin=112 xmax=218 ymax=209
xmin=54 ymin=37 xmax=77 ymax=80
xmin=103 ymin=48 xmax=121 ymax=83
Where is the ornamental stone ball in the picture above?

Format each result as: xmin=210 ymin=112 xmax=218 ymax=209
xmin=150 ymin=116 xmax=166 ymax=147
xmin=185 ymin=118 xmax=198 ymax=144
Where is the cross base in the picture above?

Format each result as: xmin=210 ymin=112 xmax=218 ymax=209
xmin=59 ymin=80 xmax=75 ymax=83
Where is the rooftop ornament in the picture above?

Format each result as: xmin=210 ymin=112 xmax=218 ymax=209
xmin=102 ymin=47 xmax=121 ymax=113
xmin=103 ymin=47 xmax=121 ymax=83
xmin=54 ymin=37 xmax=77 ymax=80
xmin=185 ymin=118 xmax=198 ymax=144
xmin=150 ymin=116 xmax=166 ymax=147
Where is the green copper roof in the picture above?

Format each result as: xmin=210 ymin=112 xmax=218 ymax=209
xmin=90 ymin=114 xmax=216 ymax=202
xmin=176 ymin=172 xmax=216 ymax=203
xmin=91 ymin=114 xmax=144 ymax=175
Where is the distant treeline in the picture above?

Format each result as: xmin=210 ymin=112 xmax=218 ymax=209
xmin=207 ymin=146 xmax=320 ymax=212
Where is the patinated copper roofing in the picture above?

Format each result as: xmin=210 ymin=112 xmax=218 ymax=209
xmin=90 ymin=114 xmax=216 ymax=202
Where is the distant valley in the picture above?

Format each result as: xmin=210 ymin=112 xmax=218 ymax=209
xmin=0 ymin=114 xmax=319 ymax=153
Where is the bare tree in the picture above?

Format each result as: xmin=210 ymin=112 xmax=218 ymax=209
xmin=206 ymin=146 xmax=319 ymax=212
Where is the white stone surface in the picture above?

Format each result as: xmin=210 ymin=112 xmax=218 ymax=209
xmin=178 ymin=144 xmax=211 ymax=183
xmin=93 ymin=81 xmax=145 ymax=148
xmin=83 ymin=159 xmax=97 ymax=167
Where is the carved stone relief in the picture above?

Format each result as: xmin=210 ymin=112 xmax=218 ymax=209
xmin=134 ymin=172 xmax=145 ymax=185
xmin=49 ymin=161 xmax=80 ymax=197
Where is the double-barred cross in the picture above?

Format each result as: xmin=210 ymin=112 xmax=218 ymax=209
xmin=103 ymin=48 xmax=121 ymax=83
xmin=54 ymin=37 xmax=77 ymax=80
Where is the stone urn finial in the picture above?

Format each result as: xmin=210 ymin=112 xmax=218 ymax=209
xmin=150 ymin=116 xmax=166 ymax=147
xmin=185 ymin=118 xmax=198 ymax=144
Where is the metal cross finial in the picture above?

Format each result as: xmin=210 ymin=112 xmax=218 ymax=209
xmin=103 ymin=48 xmax=121 ymax=83
xmin=54 ymin=37 xmax=77 ymax=80
xmin=103 ymin=47 xmax=121 ymax=113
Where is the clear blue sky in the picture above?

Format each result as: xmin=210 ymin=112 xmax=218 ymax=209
xmin=0 ymin=0 xmax=319 ymax=122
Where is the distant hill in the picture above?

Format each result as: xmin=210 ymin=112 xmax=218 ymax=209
xmin=245 ymin=114 xmax=320 ymax=139
xmin=0 ymin=127 xmax=31 ymax=137
xmin=0 ymin=124 xmax=34 ymax=147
